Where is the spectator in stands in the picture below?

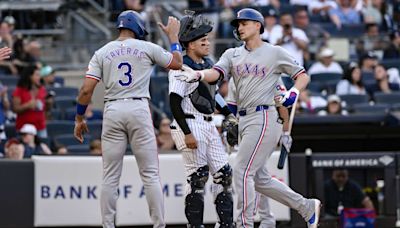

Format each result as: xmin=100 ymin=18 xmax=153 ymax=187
xmin=22 ymin=40 xmax=42 ymax=65
xmin=362 ymin=0 xmax=383 ymax=24
xmin=0 ymin=83 xmax=9 ymax=140
xmin=329 ymin=0 xmax=361 ymax=29
xmin=383 ymin=30 xmax=400 ymax=59
xmin=44 ymin=90 xmax=56 ymax=121
xmin=249 ymin=0 xmax=280 ymax=8
xmin=270 ymin=12 xmax=309 ymax=66
xmin=4 ymin=138 xmax=24 ymax=160
xmin=19 ymin=124 xmax=51 ymax=158
xmin=55 ymin=144 xmax=68 ymax=155
xmin=336 ymin=62 xmax=366 ymax=95
xmin=356 ymin=23 xmax=388 ymax=55
xmin=0 ymin=22 xmax=18 ymax=75
xmin=40 ymin=65 xmax=62 ymax=88
xmin=318 ymin=95 xmax=348 ymax=116
xmin=3 ymin=16 xmax=16 ymax=33
xmin=156 ymin=117 xmax=175 ymax=151
xmin=298 ymin=89 xmax=328 ymax=114
xmin=308 ymin=0 xmax=338 ymax=20
xmin=359 ymin=51 xmax=378 ymax=74
xmin=294 ymin=8 xmax=330 ymax=61
xmin=324 ymin=169 xmax=374 ymax=217
xmin=308 ymin=48 xmax=343 ymax=75
xmin=90 ymin=139 xmax=102 ymax=156
xmin=12 ymin=65 xmax=48 ymax=138
xmin=366 ymin=64 xmax=400 ymax=96
xmin=290 ymin=0 xmax=309 ymax=7
xmin=261 ymin=7 xmax=280 ymax=43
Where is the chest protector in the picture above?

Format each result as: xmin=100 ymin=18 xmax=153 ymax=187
xmin=184 ymin=56 xmax=216 ymax=114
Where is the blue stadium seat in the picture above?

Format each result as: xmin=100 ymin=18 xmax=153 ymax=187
xmin=54 ymin=76 xmax=65 ymax=86
xmin=311 ymin=73 xmax=342 ymax=94
xmin=87 ymin=121 xmax=102 ymax=139
xmin=381 ymin=59 xmax=400 ymax=71
xmin=0 ymin=76 xmax=18 ymax=87
xmin=5 ymin=123 xmax=16 ymax=138
xmin=374 ymin=92 xmax=400 ymax=105
xmin=54 ymin=134 xmax=91 ymax=147
xmin=352 ymin=103 xmax=391 ymax=114
xmin=339 ymin=94 xmax=370 ymax=107
xmin=391 ymin=103 xmax=400 ymax=111
xmin=47 ymin=120 xmax=75 ymax=137
xmin=54 ymin=96 xmax=77 ymax=111
xmin=51 ymin=87 xmax=79 ymax=97
xmin=67 ymin=144 xmax=90 ymax=154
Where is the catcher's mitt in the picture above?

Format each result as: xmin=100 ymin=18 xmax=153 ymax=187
xmin=222 ymin=114 xmax=239 ymax=146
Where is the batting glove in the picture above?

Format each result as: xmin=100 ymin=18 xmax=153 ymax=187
xmin=174 ymin=65 xmax=204 ymax=83
xmin=280 ymin=132 xmax=293 ymax=153
xmin=277 ymin=87 xmax=299 ymax=107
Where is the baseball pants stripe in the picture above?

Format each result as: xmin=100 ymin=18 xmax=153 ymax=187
xmin=241 ymin=111 xmax=268 ymax=227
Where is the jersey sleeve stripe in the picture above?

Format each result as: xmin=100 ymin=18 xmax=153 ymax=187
xmin=291 ymin=69 xmax=306 ymax=80
xmin=164 ymin=54 xmax=174 ymax=68
xmin=213 ymin=65 xmax=226 ymax=77
xmin=86 ymin=74 xmax=101 ymax=81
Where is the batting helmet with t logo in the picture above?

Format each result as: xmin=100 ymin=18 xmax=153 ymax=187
xmin=230 ymin=8 xmax=265 ymax=34
xmin=116 ymin=10 xmax=148 ymax=40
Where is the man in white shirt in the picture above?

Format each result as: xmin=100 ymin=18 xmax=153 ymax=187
xmin=308 ymin=48 xmax=343 ymax=75
xmin=261 ymin=7 xmax=280 ymax=43
xmin=269 ymin=12 xmax=309 ymax=66
xmin=308 ymin=0 xmax=338 ymax=18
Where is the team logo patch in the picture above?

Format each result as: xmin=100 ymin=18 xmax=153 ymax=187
xmin=119 ymin=20 xmax=124 ymax=27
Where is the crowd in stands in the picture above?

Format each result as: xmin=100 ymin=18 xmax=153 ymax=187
xmin=1 ymin=0 xmax=400 ymax=158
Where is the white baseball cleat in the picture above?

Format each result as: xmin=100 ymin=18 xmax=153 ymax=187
xmin=307 ymin=199 xmax=321 ymax=228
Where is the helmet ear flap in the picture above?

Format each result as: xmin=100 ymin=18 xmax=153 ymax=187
xmin=233 ymin=28 xmax=241 ymax=41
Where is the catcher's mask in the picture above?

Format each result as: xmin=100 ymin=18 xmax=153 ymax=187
xmin=179 ymin=10 xmax=214 ymax=48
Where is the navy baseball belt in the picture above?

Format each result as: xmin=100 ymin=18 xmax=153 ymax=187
xmin=104 ymin=97 xmax=142 ymax=103
xmin=238 ymin=105 xmax=269 ymax=117
xmin=185 ymin=114 xmax=213 ymax=122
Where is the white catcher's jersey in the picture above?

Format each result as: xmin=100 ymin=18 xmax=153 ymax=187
xmin=214 ymin=42 xmax=304 ymax=110
xmin=168 ymin=70 xmax=211 ymax=117
xmin=86 ymin=38 xmax=173 ymax=101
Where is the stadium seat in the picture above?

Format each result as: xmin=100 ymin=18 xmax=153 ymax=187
xmin=381 ymin=59 xmax=400 ymax=71
xmin=339 ymin=94 xmax=370 ymax=108
xmin=0 ymin=76 xmax=18 ymax=87
xmin=54 ymin=96 xmax=77 ymax=111
xmin=67 ymin=144 xmax=90 ymax=154
xmin=47 ymin=120 xmax=75 ymax=137
xmin=54 ymin=76 xmax=65 ymax=86
xmin=373 ymin=92 xmax=400 ymax=105
xmin=51 ymin=87 xmax=79 ymax=97
xmin=87 ymin=121 xmax=102 ymax=139
xmin=352 ymin=103 xmax=391 ymax=114
xmin=5 ymin=123 xmax=16 ymax=138
xmin=54 ymin=134 xmax=91 ymax=147
xmin=311 ymin=73 xmax=343 ymax=83
xmin=391 ymin=103 xmax=400 ymax=111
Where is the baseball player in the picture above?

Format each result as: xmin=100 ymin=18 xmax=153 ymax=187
xmin=168 ymin=11 xmax=235 ymax=228
xmin=73 ymin=10 xmax=183 ymax=228
xmin=226 ymin=76 xmax=291 ymax=228
xmin=176 ymin=8 xmax=321 ymax=228
xmin=0 ymin=47 xmax=11 ymax=60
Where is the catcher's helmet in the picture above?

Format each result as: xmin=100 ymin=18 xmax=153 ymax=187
xmin=230 ymin=8 xmax=264 ymax=34
xmin=179 ymin=11 xmax=213 ymax=46
xmin=116 ymin=10 xmax=148 ymax=40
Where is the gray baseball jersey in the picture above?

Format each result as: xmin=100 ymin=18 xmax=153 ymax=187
xmin=87 ymin=38 xmax=172 ymax=228
xmin=86 ymin=39 xmax=172 ymax=101
xmin=215 ymin=43 xmax=315 ymax=227
xmin=214 ymin=42 xmax=304 ymax=110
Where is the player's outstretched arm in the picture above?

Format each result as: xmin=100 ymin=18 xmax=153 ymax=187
xmin=178 ymin=66 xmax=220 ymax=83
xmin=0 ymin=47 xmax=12 ymax=61
xmin=158 ymin=16 xmax=183 ymax=70
xmin=74 ymin=77 xmax=97 ymax=143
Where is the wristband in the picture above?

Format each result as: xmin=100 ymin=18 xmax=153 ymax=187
xmin=170 ymin=43 xmax=182 ymax=53
xmin=283 ymin=131 xmax=290 ymax=136
xmin=76 ymin=103 xmax=88 ymax=116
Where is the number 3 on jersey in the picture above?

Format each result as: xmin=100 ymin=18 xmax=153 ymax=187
xmin=118 ymin=62 xmax=133 ymax=86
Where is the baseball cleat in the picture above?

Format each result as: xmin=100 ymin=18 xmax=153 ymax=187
xmin=307 ymin=199 xmax=321 ymax=228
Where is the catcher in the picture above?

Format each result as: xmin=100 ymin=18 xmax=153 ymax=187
xmin=168 ymin=11 xmax=237 ymax=228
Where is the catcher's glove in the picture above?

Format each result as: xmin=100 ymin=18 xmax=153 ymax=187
xmin=222 ymin=114 xmax=239 ymax=146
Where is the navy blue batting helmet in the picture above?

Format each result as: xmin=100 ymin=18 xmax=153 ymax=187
xmin=230 ymin=8 xmax=265 ymax=34
xmin=116 ymin=10 xmax=148 ymax=40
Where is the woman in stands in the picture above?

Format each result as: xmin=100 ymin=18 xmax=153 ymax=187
xmin=12 ymin=65 xmax=48 ymax=138
xmin=366 ymin=64 xmax=400 ymax=96
xmin=336 ymin=62 xmax=367 ymax=95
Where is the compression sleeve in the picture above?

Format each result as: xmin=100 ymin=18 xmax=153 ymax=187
xmin=169 ymin=92 xmax=191 ymax=135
